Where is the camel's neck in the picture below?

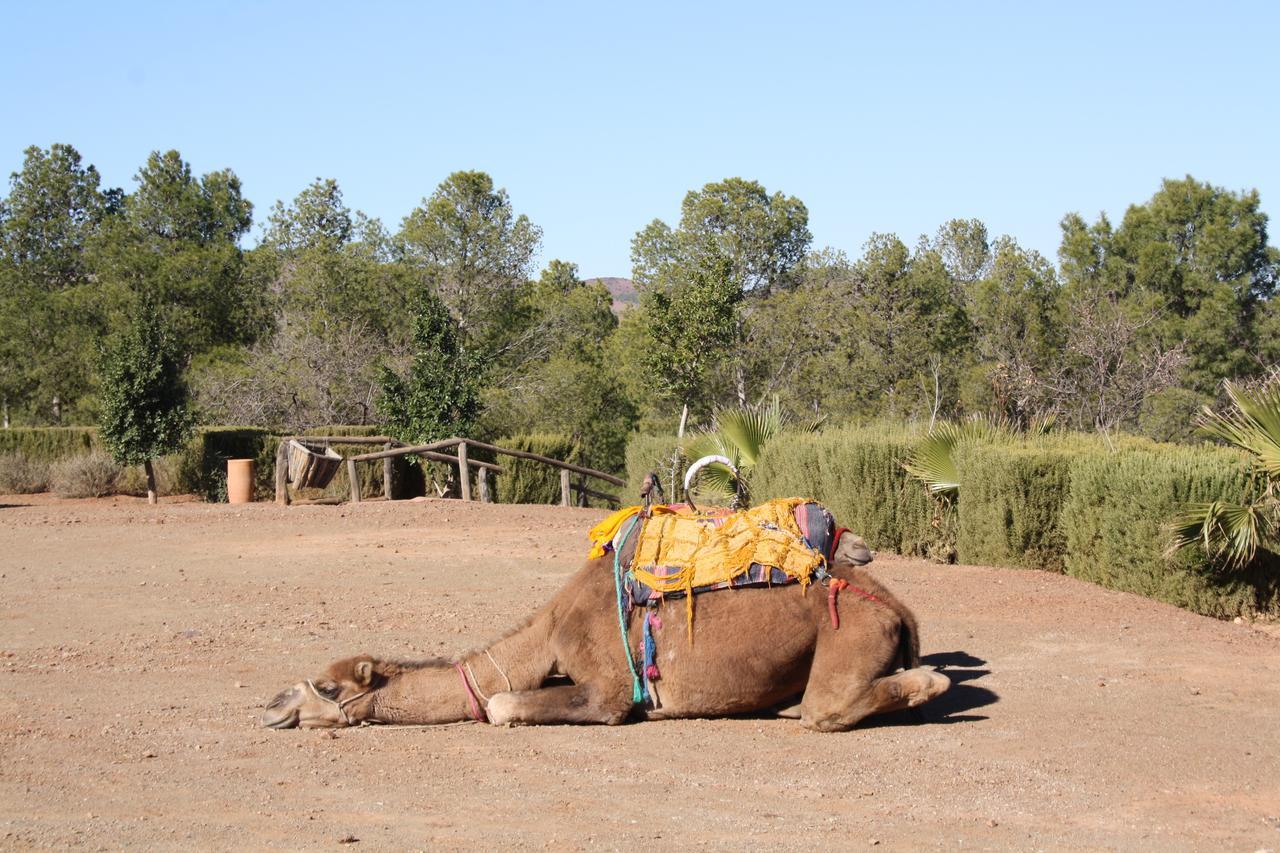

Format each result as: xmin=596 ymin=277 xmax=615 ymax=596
xmin=361 ymin=615 xmax=555 ymax=725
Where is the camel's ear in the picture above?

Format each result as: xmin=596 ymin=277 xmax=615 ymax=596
xmin=353 ymin=660 xmax=374 ymax=687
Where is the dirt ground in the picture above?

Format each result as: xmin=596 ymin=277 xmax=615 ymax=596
xmin=1 ymin=496 xmax=1278 ymax=851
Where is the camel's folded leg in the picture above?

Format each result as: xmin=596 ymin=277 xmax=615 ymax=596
xmin=485 ymin=684 xmax=632 ymax=726
xmin=802 ymin=667 xmax=950 ymax=732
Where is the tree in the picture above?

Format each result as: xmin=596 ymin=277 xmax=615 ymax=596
xmin=0 ymin=144 xmax=120 ymax=424
xmin=638 ymin=253 xmax=741 ymax=425
xmin=961 ymin=238 xmax=1063 ymax=421
xmin=837 ymin=234 xmax=970 ymax=418
xmin=1062 ymin=177 xmax=1279 ymax=396
xmin=378 ymin=287 xmax=480 ymax=445
xmin=98 ymin=300 xmax=196 ymax=503
xmin=0 ymin=143 xmax=111 ymax=289
xmin=482 ymin=260 xmax=637 ymax=470
xmin=397 ymin=171 xmax=541 ymax=355
xmin=94 ymin=150 xmax=266 ymax=356
xmin=631 ymin=178 xmax=811 ymax=406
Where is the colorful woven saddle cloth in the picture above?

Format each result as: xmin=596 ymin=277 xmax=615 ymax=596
xmin=587 ymin=498 xmax=838 ymax=606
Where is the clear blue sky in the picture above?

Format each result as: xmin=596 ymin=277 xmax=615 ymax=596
xmin=3 ymin=1 xmax=1276 ymax=279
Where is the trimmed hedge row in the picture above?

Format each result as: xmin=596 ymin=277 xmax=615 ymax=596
xmin=0 ymin=427 xmax=100 ymax=459
xmin=491 ymin=433 xmax=584 ymax=505
xmin=753 ymin=428 xmax=954 ymax=561
xmin=954 ymin=443 xmax=1081 ymax=572
xmin=1062 ymin=447 xmax=1278 ymax=618
xmin=625 ymin=426 xmax=1277 ymax=618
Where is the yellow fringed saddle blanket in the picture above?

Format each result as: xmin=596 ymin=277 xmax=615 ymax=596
xmin=588 ymin=497 xmax=835 ymax=603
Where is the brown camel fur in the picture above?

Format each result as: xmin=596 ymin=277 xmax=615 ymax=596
xmin=262 ymin=534 xmax=949 ymax=732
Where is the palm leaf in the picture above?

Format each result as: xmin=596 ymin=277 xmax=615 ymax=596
xmin=1197 ymin=382 xmax=1280 ymax=478
xmin=688 ymin=460 xmax=739 ymax=503
xmin=903 ymin=423 xmax=965 ymax=497
xmin=1169 ymin=499 xmax=1271 ymax=568
xmin=903 ymin=417 xmax=1006 ymax=498
xmin=715 ymin=397 xmax=785 ymax=467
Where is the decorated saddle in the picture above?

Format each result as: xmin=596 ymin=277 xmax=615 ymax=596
xmin=589 ymin=497 xmax=844 ymax=706
xmin=588 ymin=497 xmax=839 ymax=608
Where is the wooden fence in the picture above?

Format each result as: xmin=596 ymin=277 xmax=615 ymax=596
xmin=274 ymin=436 xmax=623 ymax=508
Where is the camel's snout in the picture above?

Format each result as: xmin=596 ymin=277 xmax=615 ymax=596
xmin=261 ymin=685 xmax=303 ymax=729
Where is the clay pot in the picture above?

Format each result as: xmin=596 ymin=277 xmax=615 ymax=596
xmin=226 ymin=459 xmax=255 ymax=504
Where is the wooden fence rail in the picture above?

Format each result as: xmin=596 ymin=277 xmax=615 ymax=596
xmin=275 ymin=435 xmax=620 ymax=508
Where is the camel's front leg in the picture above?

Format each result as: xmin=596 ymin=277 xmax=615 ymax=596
xmin=485 ymin=684 xmax=632 ymax=726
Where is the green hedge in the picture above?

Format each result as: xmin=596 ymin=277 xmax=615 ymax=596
xmin=1061 ymin=445 xmax=1278 ymax=617
xmin=624 ymin=433 xmax=686 ymax=501
xmin=0 ymin=427 xmax=100 ymax=460
xmin=751 ymin=426 xmax=953 ymax=560
xmin=492 ymin=433 xmax=585 ymax=505
xmin=624 ymin=426 xmax=1280 ymax=618
xmin=955 ymin=442 xmax=1081 ymax=572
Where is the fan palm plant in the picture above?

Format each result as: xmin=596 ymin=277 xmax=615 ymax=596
xmin=1170 ymin=382 xmax=1280 ymax=567
xmin=684 ymin=397 xmax=819 ymax=508
xmin=902 ymin=416 xmax=1010 ymax=501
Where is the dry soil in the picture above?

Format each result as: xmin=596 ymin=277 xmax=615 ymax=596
xmin=1 ymin=496 xmax=1278 ymax=851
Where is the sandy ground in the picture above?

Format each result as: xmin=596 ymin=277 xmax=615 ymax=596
xmin=1 ymin=495 xmax=1278 ymax=852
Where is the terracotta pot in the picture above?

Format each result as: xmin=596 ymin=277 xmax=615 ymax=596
xmin=226 ymin=459 xmax=255 ymax=504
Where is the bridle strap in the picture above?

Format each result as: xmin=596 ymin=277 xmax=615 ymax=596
xmin=454 ymin=663 xmax=488 ymax=723
xmin=304 ymin=680 xmax=371 ymax=726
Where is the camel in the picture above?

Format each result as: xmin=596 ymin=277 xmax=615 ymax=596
xmin=262 ymin=527 xmax=950 ymax=732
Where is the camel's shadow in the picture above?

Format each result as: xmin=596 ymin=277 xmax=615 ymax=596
xmin=861 ymin=650 xmax=997 ymax=728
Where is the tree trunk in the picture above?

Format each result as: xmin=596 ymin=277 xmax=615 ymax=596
xmin=144 ymin=459 xmax=157 ymax=505
xmin=677 ymin=404 xmax=689 ymax=438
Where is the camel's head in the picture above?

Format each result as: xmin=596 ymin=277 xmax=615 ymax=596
xmin=260 ymin=655 xmax=381 ymax=729
xmin=831 ymin=531 xmax=873 ymax=568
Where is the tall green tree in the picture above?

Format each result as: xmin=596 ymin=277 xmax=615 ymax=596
xmin=1061 ymin=177 xmax=1279 ymax=396
xmin=378 ymin=287 xmax=480 ymax=445
xmin=98 ymin=299 xmax=195 ymax=503
xmin=835 ymin=234 xmax=970 ymax=418
xmin=962 ymin=237 xmax=1063 ymax=421
xmin=94 ymin=150 xmax=266 ymax=356
xmin=0 ymin=144 xmax=119 ymax=423
xmin=397 ymin=171 xmax=541 ymax=356
xmin=631 ymin=178 xmax=811 ymax=407
xmin=483 ymin=260 xmax=637 ymax=470
xmin=637 ymin=253 xmax=741 ymax=426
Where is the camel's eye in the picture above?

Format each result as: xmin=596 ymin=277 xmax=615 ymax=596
xmin=315 ymin=681 xmax=340 ymax=698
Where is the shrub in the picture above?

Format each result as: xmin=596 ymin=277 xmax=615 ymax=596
xmin=493 ymin=433 xmax=585 ymax=505
xmin=0 ymin=453 xmax=52 ymax=494
xmin=51 ymin=452 xmax=122 ymax=498
xmin=751 ymin=425 xmax=952 ymax=560
xmin=955 ymin=442 xmax=1083 ymax=571
xmin=1061 ymin=445 xmax=1279 ymax=617
xmin=0 ymin=427 xmax=99 ymax=460
xmin=624 ymin=433 xmax=687 ymax=502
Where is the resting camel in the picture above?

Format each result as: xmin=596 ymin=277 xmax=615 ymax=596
xmin=262 ymin=528 xmax=950 ymax=732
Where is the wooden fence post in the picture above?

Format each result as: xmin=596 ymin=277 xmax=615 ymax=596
xmin=458 ymin=441 xmax=472 ymax=501
xmin=347 ymin=459 xmax=361 ymax=503
xmin=274 ymin=439 xmax=290 ymax=506
xmin=382 ymin=442 xmax=393 ymax=500
xmin=560 ymin=468 xmax=571 ymax=507
xmin=477 ymin=467 xmax=490 ymax=503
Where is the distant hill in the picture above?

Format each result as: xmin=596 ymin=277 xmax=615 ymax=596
xmin=587 ymin=277 xmax=637 ymax=315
